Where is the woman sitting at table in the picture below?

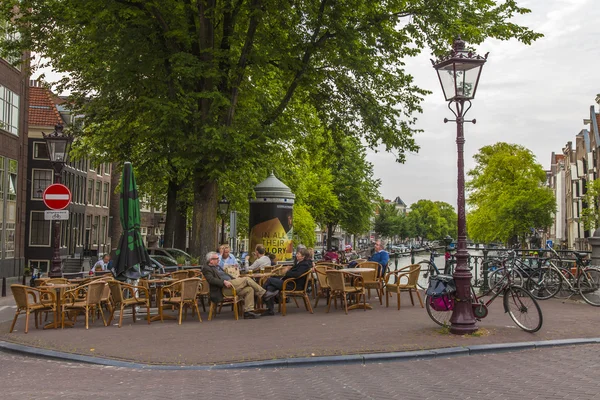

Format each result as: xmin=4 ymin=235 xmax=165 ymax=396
xmin=261 ymin=248 xmax=312 ymax=316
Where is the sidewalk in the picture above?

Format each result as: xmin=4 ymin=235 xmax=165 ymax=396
xmin=1 ymin=292 xmax=598 ymax=366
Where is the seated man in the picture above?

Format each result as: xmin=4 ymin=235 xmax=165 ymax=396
xmin=368 ymin=240 xmax=389 ymax=277
xmin=218 ymin=244 xmax=239 ymax=268
xmin=93 ymin=254 xmax=111 ymax=273
xmin=262 ymin=248 xmax=312 ymax=316
xmin=202 ymin=251 xmax=267 ymax=319
xmin=248 ymin=244 xmax=271 ymax=271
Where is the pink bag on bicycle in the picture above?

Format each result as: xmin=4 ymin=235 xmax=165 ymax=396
xmin=430 ymin=295 xmax=454 ymax=311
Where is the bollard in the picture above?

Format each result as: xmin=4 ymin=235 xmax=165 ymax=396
xmin=22 ymin=274 xmax=26 ymax=285
xmin=1 ymin=276 xmax=5 ymax=297
xmin=410 ymin=248 xmax=415 ymax=264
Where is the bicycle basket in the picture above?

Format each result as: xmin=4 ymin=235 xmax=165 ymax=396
xmin=426 ymin=274 xmax=456 ymax=298
xmin=429 ymin=295 xmax=454 ymax=311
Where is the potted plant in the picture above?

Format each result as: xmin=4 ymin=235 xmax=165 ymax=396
xmin=176 ymin=255 xmax=186 ymax=267
xmin=190 ymin=256 xmax=199 ymax=266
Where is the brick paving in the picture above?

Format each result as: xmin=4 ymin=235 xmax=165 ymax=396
xmin=1 ymin=288 xmax=599 ymax=366
xmin=2 ymin=344 xmax=600 ymax=399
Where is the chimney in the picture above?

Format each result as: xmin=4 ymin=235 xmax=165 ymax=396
xmin=596 ymin=94 xmax=600 ymax=105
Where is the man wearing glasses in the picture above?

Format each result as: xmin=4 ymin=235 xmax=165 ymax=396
xmin=202 ymin=251 xmax=266 ymax=319
xmin=368 ymin=240 xmax=389 ymax=277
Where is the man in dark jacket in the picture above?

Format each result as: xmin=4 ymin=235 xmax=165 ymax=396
xmin=262 ymin=247 xmax=312 ymax=316
xmin=202 ymin=251 xmax=266 ymax=319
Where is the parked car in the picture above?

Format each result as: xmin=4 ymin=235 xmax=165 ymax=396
xmin=390 ymin=245 xmax=409 ymax=253
xmin=149 ymin=255 xmax=179 ymax=273
xmin=148 ymin=248 xmax=192 ymax=263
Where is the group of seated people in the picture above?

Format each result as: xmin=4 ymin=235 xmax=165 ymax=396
xmin=203 ymin=244 xmax=313 ymax=319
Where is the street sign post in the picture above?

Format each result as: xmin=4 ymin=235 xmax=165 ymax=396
xmin=44 ymin=210 xmax=69 ymax=220
xmin=42 ymin=184 xmax=72 ymax=210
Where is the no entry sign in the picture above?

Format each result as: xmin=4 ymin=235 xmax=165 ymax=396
xmin=43 ymin=183 xmax=72 ymax=210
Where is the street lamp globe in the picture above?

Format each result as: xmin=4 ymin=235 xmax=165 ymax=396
xmin=42 ymin=124 xmax=73 ymax=166
xmin=218 ymin=196 xmax=230 ymax=217
xmin=432 ymin=37 xmax=487 ymax=101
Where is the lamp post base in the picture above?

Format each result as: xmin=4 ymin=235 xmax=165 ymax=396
xmin=449 ymin=266 xmax=478 ymax=335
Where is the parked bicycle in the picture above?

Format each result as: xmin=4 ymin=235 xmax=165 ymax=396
xmin=529 ymin=246 xmax=600 ymax=306
xmin=416 ymin=246 xmax=453 ymax=290
xmin=425 ymin=260 xmax=543 ymax=333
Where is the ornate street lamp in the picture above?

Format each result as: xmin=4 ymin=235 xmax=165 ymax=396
xmin=42 ymin=124 xmax=74 ymax=277
xmin=432 ymin=37 xmax=488 ymax=334
xmin=218 ymin=196 xmax=230 ymax=245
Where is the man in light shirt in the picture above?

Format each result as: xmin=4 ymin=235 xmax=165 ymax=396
xmin=93 ymin=254 xmax=111 ymax=272
xmin=248 ymin=244 xmax=271 ymax=271
xmin=218 ymin=245 xmax=238 ymax=268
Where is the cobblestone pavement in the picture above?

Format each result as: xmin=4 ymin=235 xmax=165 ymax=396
xmin=2 ymin=344 xmax=600 ymax=399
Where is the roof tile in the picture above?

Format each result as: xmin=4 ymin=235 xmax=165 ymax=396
xmin=28 ymin=86 xmax=63 ymax=127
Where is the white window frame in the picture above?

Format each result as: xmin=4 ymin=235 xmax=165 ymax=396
xmin=32 ymin=141 xmax=50 ymax=160
xmin=31 ymin=168 xmax=54 ymax=200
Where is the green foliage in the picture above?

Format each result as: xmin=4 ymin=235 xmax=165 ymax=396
xmin=374 ymin=201 xmax=403 ymax=238
xmin=293 ymin=204 xmax=317 ymax=248
xmin=406 ymin=200 xmax=457 ymax=241
xmin=581 ymin=179 xmax=600 ymax=232
xmin=1 ymin=0 xmax=543 ymax=252
xmin=467 ymin=142 xmax=556 ymax=244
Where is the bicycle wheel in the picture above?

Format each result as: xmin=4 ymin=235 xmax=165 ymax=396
xmin=526 ymin=267 xmax=562 ymax=300
xmin=578 ymin=268 xmax=600 ymax=306
xmin=504 ymin=285 xmax=543 ymax=332
xmin=555 ymin=267 xmax=576 ymax=299
xmin=425 ymin=294 xmax=452 ymax=327
xmin=417 ymin=261 xmax=436 ymax=290
xmin=488 ymin=268 xmax=523 ymax=295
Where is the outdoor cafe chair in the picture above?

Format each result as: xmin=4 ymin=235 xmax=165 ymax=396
xmin=325 ymin=270 xmax=366 ymax=315
xmin=208 ymin=284 xmax=243 ymax=321
xmin=160 ymin=278 xmax=202 ymax=324
xmin=357 ymin=261 xmax=385 ymax=305
xmin=62 ymin=281 xmax=108 ymax=329
xmin=107 ymin=280 xmax=151 ymax=327
xmin=169 ymin=270 xmax=190 ymax=281
xmin=384 ymin=264 xmax=424 ymax=310
xmin=279 ymin=270 xmax=314 ymax=316
xmin=313 ymin=265 xmax=333 ymax=308
xmin=197 ymin=277 xmax=210 ymax=312
xmin=9 ymin=284 xmax=56 ymax=333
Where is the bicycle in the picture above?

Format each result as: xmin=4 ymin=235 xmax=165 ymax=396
xmin=530 ymin=246 xmax=600 ymax=306
xmin=426 ymin=261 xmax=543 ymax=333
xmin=416 ymin=246 xmax=452 ymax=290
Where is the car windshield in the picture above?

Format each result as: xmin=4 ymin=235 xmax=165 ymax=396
xmin=150 ymin=255 xmax=178 ymax=266
xmin=166 ymin=248 xmax=191 ymax=260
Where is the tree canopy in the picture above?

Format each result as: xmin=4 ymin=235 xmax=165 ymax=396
xmin=467 ymin=142 xmax=556 ymax=245
xmin=406 ymin=199 xmax=457 ymax=242
xmin=1 ymin=0 xmax=542 ymax=256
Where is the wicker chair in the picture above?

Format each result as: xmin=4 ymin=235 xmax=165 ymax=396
xmin=357 ymin=261 xmax=385 ymax=305
xmin=197 ymin=277 xmax=210 ymax=312
xmin=384 ymin=264 xmax=424 ymax=310
xmin=279 ymin=270 xmax=314 ymax=316
xmin=208 ymin=285 xmax=243 ymax=321
xmin=313 ymin=265 xmax=332 ymax=308
xmin=9 ymin=285 xmax=56 ymax=333
xmin=160 ymin=278 xmax=201 ymax=324
xmin=169 ymin=270 xmax=190 ymax=281
xmin=107 ymin=280 xmax=151 ymax=327
xmin=62 ymin=281 xmax=108 ymax=329
xmin=325 ymin=270 xmax=366 ymax=314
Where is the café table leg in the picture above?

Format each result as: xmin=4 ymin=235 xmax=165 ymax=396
xmin=150 ymin=287 xmax=175 ymax=322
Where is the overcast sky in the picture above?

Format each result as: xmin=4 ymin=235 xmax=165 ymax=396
xmin=368 ymin=0 xmax=600 ymax=208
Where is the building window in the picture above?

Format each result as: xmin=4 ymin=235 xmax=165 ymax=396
xmin=33 ymin=142 xmax=49 ymax=160
xmin=104 ymin=163 xmax=110 ymax=175
xmin=30 ymin=211 xmax=51 ymax=246
xmin=102 ymin=182 xmax=109 ymax=207
xmin=95 ymin=163 xmax=101 ymax=176
xmin=29 ymin=260 xmax=50 ymax=274
xmin=95 ymin=181 xmax=101 ymax=206
xmin=0 ymin=20 xmax=22 ymax=68
xmin=87 ymin=179 xmax=94 ymax=204
xmin=101 ymin=216 xmax=107 ymax=245
xmin=0 ymin=85 xmax=19 ymax=136
xmin=32 ymin=169 xmax=53 ymax=199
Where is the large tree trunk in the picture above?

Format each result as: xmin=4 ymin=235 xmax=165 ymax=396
xmin=190 ymin=178 xmax=218 ymax=258
xmin=109 ymin=162 xmax=122 ymax=254
xmin=163 ymin=179 xmax=178 ymax=248
xmin=174 ymin=200 xmax=187 ymax=251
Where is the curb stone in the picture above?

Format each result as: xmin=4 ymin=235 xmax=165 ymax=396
xmin=1 ymin=338 xmax=600 ymax=370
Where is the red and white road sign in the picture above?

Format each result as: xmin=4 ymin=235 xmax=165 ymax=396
xmin=43 ymin=184 xmax=72 ymax=210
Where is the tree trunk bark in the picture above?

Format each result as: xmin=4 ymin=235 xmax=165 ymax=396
xmin=163 ymin=179 xmax=178 ymax=248
xmin=109 ymin=162 xmax=122 ymax=254
xmin=174 ymin=200 xmax=187 ymax=251
xmin=190 ymin=177 xmax=218 ymax=258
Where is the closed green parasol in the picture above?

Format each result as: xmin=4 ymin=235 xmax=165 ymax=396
xmin=112 ymin=162 xmax=152 ymax=280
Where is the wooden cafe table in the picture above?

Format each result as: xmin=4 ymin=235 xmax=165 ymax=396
xmin=338 ymin=268 xmax=375 ymax=310
xmin=43 ymin=283 xmax=78 ymax=329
